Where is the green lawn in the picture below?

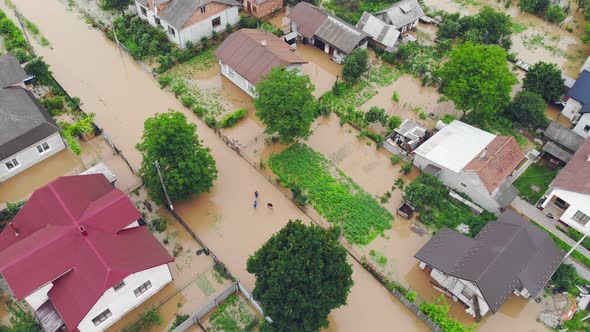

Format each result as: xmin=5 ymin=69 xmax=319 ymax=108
xmin=513 ymin=162 xmax=558 ymax=204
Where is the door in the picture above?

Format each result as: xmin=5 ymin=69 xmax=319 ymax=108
xmin=247 ymin=2 xmax=251 ymax=12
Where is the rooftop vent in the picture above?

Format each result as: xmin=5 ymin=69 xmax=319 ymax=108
xmin=79 ymin=225 xmax=88 ymax=237
xmin=9 ymin=223 xmax=19 ymax=237
xmin=479 ymin=148 xmax=488 ymax=160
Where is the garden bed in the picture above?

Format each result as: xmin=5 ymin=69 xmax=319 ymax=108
xmin=269 ymin=143 xmax=394 ymax=245
xmin=201 ymin=294 xmax=260 ymax=332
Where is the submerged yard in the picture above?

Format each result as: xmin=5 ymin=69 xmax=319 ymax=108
xmin=269 ymin=143 xmax=394 ymax=245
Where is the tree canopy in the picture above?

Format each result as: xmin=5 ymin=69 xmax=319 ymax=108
xmin=523 ymin=62 xmax=564 ymax=102
xmin=519 ymin=0 xmax=550 ymax=14
xmin=137 ymin=111 xmax=217 ymax=204
xmin=247 ymin=220 xmax=353 ymax=331
xmin=100 ymin=0 xmax=131 ymax=12
xmin=436 ymin=8 xmax=513 ymax=49
xmin=438 ymin=43 xmax=517 ymax=125
xmin=505 ymin=91 xmax=549 ymax=129
xmin=342 ymin=48 xmax=369 ymax=83
xmin=255 ymin=67 xmax=317 ymax=144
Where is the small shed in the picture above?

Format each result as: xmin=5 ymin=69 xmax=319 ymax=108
xmin=80 ymin=162 xmax=117 ymax=185
xmin=390 ymin=119 xmax=428 ymax=151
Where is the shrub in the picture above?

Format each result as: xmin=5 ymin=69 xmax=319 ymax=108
xmin=364 ymin=106 xmax=386 ymax=124
xmin=291 ymin=185 xmax=308 ymax=206
xmin=211 ymin=30 xmax=219 ymax=41
xmin=158 ymin=75 xmax=173 ymax=88
xmin=546 ymin=5 xmax=566 ymax=23
xmin=387 ymin=116 xmax=402 ymax=131
xmin=148 ymin=216 xmax=167 ymax=233
xmin=204 ymin=116 xmax=217 ymax=128
xmin=419 ymin=112 xmax=428 ymax=120
xmin=171 ymin=81 xmax=188 ymax=96
xmin=342 ymin=48 xmax=369 ymax=83
xmin=239 ymin=15 xmax=261 ymax=29
xmin=168 ymin=314 xmax=190 ymax=331
xmin=113 ymin=16 xmax=171 ymax=60
xmin=181 ymin=94 xmax=196 ymax=108
xmin=219 ymin=108 xmax=247 ymax=128
xmin=400 ymin=162 xmax=412 ymax=175
xmin=42 ymin=96 xmax=64 ymax=113
xmin=156 ymin=54 xmax=174 ymax=73
xmin=192 ymin=105 xmax=207 ymax=118
xmin=392 ymin=91 xmax=400 ymax=102
xmin=200 ymin=36 xmax=208 ymax=49
xmin=440 ymin=114 xmax=456 ymax=124
xmin=67 ymin=97 xmax=81 ymax=111
xmin=390 ymin=155 xmax=401 ymax=165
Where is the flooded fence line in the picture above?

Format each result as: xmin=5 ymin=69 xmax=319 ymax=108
xmin=172 ymin=281 xmax=271 ymax=332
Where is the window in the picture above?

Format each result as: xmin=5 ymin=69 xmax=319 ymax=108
xmin=584 ymin=125 xmax=590 ymax=133
xmin=247 ymin=82 xmax=256 ymax=94
xmin=252 ymin=6 xmax=257 ymax=12
xmin=168 ymin=26 xmax=176 ymax=36
xmin=573 ymin=211 xmax=590 ymax=225
xmin=36 ymin=142 xmax=50 ymax=154
xmin=212 ymin=17 xmax=221 ymax=28
xmin=460 ymin=183 xmax=467 ymax=188
xmin=134 ymin=280 xmax=152 ymax=297
xmin=227 ymin=67 xmax=235 ymax=78
xmin=5 ymin=158 xmax=19 ymax=171
xmin=461 ymin=286 xmax=475 ymax=300
xmin=140 ymin=5 xmax=147 ymax=16
xmin=200 ymin=6 xmax=206 ymax=13
xmin=113 ymin=281 xmax=125 ymax=291
xmin=154 ymin=17 xmax=161 ymax=26
xmin=92 ymin=309 xmax=112 ymax=326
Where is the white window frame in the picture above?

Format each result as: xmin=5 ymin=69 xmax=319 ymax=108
xmin=113 ymin=280 xmax=125 ymax=291
xmin=227 ymin=67 xmax=235 ymax=79
xmin=247 ymin=82 xmax=256 ymax=94
xmin=5 ymin=158 xmax=19 ymax=171
xmin=36 ymin=142 xmax=51 ymax=154
xmin=134 ymin=280 xmax=152 ymax=297
xmin=168 ymin=26 xmax=176 ymax=36
xmin=200 ymin=6 xmax=206 ymax=13
xmin=92 ymin=309 xmax=112 ymax=326
xmin=573 ymin=210 xmax=590 ymax=226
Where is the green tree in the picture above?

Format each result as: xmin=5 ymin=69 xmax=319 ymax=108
xmin=247 ymin=220 xmax=353 ymax=331
xmin=137 ymin=112 xmax=217 ymax=204
xmin=100 ymin=0 xmax=130 ymax=12
xmin=550 ymin=264 xmax=577 ymax=293
xmin=523 ymin=61 xmax=563 ymax=102
xmin=462 ymin=7 xmax=513 ymax=48
xmin=255 ymin=67 xmax=317 ymax=144
xmin=545 ymin=5 xmax=567 ymax=23
xmin=364 ymin=106 xmax=386 ymax=124
xmin=3 ymin=300 xmax=40 ymax=331
xmin=438 ymin=43 xmax=517 ymax=124
xmin=519 ymin=0 xmax=550 ymax=13
xmin=505 ymin=91 xmax=549 ymax=129
xmin=3 ymin=201 xmax=25 ymax=221
xmin=342 ymin=48 xmax=368 ymax=83
xmin=24 ymin=57 xmax=54 ymax=88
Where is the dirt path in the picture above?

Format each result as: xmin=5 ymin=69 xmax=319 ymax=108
xmin=6 ymin=0 xmax=428 ymax=330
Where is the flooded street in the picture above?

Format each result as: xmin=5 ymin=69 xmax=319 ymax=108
xmin=423 ymin=0 xmax=590 ymax=77
xmin=7 ymin=0 xmax=429 ymax=330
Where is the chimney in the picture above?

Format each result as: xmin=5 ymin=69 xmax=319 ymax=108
xmin=479 ymin=148 xmax=487 ymax=160
xmin=79 ymin=225 xmax=88 ymax=237
xmin=261 ymin=40 xmax=267 ymax=47
xmin=9 ymin=223 xmax=19 ymax=237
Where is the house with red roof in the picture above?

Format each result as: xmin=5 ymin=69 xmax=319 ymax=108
xmin=413 ymin=120 xmax=525 ymax=214
xmin=0 ymin=174 xmax=173 ymax=332
xmin=541 ymin=138 xmax=590 ymax=233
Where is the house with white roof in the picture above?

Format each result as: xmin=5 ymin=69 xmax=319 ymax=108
xmin=374 ymin=0 xmax=424 ymax=34
xmin=413 ymin=121 xmax=525 ymax=214
xmin=541 ymin=138 xmax=590 ymax=233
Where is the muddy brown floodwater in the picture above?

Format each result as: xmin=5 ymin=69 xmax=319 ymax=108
xmin=7 ymin=0 xmax=428 ymax=330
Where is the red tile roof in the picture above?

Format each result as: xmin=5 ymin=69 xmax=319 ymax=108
xmin=214 ymin=29 xmax=307 ymax=85
xmin=0 ymin=175 xmax=173 ymax=331
xmin=552 ymin=138 xmax=590 ymax=195
xmin=464 ymin=136 xmax=524 ymax=193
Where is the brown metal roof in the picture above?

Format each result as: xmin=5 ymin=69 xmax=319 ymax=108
xmin=552 ymin=138 xmax=590 ymax=195
xmin=289 ymin=2 xmax=328 ymax=39
xmin=214 ymin=29 xmax=307 ymax=85
xmin=415 ymin=210 xmax=563 ymax=314
xmin=464 ymin=136 xmax=524 ymax=193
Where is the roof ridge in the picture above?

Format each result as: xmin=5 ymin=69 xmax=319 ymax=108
xmin=471 ymin=136 xmax=512 ymax=171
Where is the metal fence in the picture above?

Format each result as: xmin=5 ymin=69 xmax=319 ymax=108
xmin=172 ymin=281 xmax=271 ymax=332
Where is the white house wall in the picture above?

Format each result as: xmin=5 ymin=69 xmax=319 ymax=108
xmin=0 ymin=132 xmax=65 ymax=183
xmin=562 ymin=98 xmax=583 ymax=121
xmin=413 ymin=154 xmax=502 ymax=214
xmin=573 ymin=113 xmax=590 ymax=138
xmin=24 ymin=283 xmax=53 ymax=311
xmin=178 ymin=7 xmax=239 ymax=47
xmin=542 ymin=188 xmax=590 ymax=233
xmin=77 ymin=264 xmax=172 ymax=332
xmin=220 ymin=62 xmax=304 ymax=98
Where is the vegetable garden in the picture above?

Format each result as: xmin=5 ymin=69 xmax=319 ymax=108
xmin=268 ymin=143 xmax=393 ymax=245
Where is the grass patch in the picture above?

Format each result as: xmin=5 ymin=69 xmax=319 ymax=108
xmin=511 ymin=22 xmax=528 ymax=34
xmin=512 ymin=162 xmax=558 ymax=204
xmin=166 ymin=46 xmax=218 ymax=76
xmin=269 ymin=143 xmax=394 ymax=245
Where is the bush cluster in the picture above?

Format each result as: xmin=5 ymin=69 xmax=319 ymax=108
xmin=219 ymin=108 xmax=247 ymax=128
xmin=0 ymin=10 xmax=32 ymax=63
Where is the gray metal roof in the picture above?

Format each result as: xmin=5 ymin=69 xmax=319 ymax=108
xmin=315 ymin=14 xmax=367 ymax=54
xmin=0 ymin=87 xmax=59 ymax=161
xmin=356 ymin=12 xmax=400 ymax=51
xmin=159 ymin=0 xmax=241 ymax=29
xmin=415 ymin=210 xmax=563 ymax=314
xmin=568 ymin=70 xmax=590 ymax=104
xmin=375 ymin=0 xmax=424 ymax=29
xmin=544 ymin=121 xmax=584 ymax=153
xmin=0 ymin=54 xmax=26 ymax=89
xmin=543 ymin=140 xmax=574 ymax=162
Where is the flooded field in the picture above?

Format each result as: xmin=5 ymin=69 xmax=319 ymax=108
xmin=8 ymin=0 xmax=431 ymax=330
xmin=422 ymin=0 xmax=590 ymax=77
xmin=0 ymin=135 xmax=139 ymax=207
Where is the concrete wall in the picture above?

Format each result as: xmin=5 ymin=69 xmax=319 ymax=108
xmin=245 ymin=0 xmax=282 ymax=18
xmin=77 ymin=264 xmax=172 ymax=332
xmin=136 ymin=1 xmax=239 ymax=48
xmin=562 ymin=98 xmax=582 ymax=121
xmin=0 ymin=132 xmax=65 ymax=183
xmin=220 ymin=62 xmax=304 ymax=98
xmin=542 ymin=188 xmax=590 ymax=233
xmin=573 ymin=113 xmax=590 ymax=138
xmin=413 ymin=154 xmax=502 ymax=214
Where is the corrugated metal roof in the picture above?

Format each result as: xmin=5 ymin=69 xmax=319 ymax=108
xmin=0 ymin=87 xmax=59 ymax=161
xmin=356 ymin=12 xmax=400 ymax=51
xmin=415 ymin=210 xmax=564 ymax=314
xmin=160 ymin=0 xmax=240 ymax=29
xmin=288 ymin=2 xmax=327 ymax=39
xmin=214 ymin=29 xmax=306 ymax=85
xmin=544 ymin=121 xmax=584 ymax=153
xmin=376 ymin=0 xmax=424 ymax=29
xmin=543 ymin=140 xmax=574 ymax=162
xmin=0 ymin=54 xmax=26 ymax=89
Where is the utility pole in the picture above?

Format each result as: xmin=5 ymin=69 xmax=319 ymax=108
xmin=14 ymin=10 xmax=35 ymax=57
xmin=154 ymin=160 xmax=174 ymax=211
xmin=562 ymin=229 xmax=590 ymax=262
